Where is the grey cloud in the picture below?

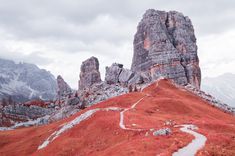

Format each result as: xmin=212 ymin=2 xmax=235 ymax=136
xmin=0 ymin=50 xmax=53 ymax=66
xmin=21 ymin=52 xmax=53 ymax=65
xmin=1 ymin=0 xmax=235 ymax=42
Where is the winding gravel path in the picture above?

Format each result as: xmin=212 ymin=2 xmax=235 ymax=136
xmin=119 ymin=96 xmax=146 ymax=131
xmin=38 ymin=96 xmax=147 ymax=150
xmin=38 ymin=79 xmax=164 ymax=150
xmin=173 ymin=124 xmax=207 ymax=156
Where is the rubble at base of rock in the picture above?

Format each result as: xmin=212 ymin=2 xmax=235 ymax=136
xmin=184 ymin=84 xmax=235 ymax=115
xmin=78 ymin=82 xmax=129 ymax=107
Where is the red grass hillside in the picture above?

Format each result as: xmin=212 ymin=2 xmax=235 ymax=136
xmin=0 ymin=79 xmax=235 ymax=156
xmin=24 ymin=99 xmax=48 ymax=108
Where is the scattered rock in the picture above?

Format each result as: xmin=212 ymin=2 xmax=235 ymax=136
xmin=79 ymin=82 xmax=128 ymax=106
xmin=185 ymin=84 xmax=235 ymax=114
xmin=153 ymin=128 xmax=172 ymax=136
xmin=49 ymin=105 xmax=80 ymax=122
xmin=66 ymin=97 xmax=80 ymax=106
xmin=164 ymin=120 xmax=175 ymax=126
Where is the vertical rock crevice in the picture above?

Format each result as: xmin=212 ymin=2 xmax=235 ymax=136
xmin=131 ymin=9 xmax=201 ymax=89
xmin=78 ymin=57 xmax=102 ymax=90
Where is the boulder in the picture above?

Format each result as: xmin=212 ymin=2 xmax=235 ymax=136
xmin=128 ymin=73 xmax=144 ymax=85
xmin=153 ymin=128 xmax=172 ymax=136
xmin=118 ymin=69 xmax=135 ymax=84
xmin=105 ymin=63 xmax=123 ymax=84
xmin=66 ymin=97 xmax=80 ymax=106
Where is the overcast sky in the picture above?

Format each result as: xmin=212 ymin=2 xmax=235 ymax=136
xmin=0 ymin=0 xmax=235 ymax=89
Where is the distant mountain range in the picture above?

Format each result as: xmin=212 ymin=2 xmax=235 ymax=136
xmin=202 ymin=73 xmax=235 ymax=107
xmin=0 ymin=58 xmax=57 ymax=102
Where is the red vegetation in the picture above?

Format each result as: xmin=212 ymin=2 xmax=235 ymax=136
xmin=24 ymin=100 xmax=49 ymax=108
xmin=0 ymin=79 xmax=235 ymax=156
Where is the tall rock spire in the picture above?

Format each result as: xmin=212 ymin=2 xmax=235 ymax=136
xmin=56 ymin=75 xmax=72 ymax=98
xmin=131 ymin=9 xmax=201 ymax=88
xmin=78 ymin=56 xmax=102 ymax=90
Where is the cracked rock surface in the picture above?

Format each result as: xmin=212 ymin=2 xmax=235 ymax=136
xmin=79 ymin=57 xmax=102 ymax=90
xmin=131 ymin=9 xmax=201 ymax=88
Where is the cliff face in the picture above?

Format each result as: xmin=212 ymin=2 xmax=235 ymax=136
xmin=131 ymin=9 xmax=201 ymax=88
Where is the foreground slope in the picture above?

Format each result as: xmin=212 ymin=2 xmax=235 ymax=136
xmin=0 ymin=79 xmax=235 ymax=156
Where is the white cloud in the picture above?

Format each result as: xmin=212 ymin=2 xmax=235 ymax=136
xmin=198 ymin=30 xmax=235 ymax=78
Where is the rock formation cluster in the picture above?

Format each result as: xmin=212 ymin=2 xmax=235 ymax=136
xmin=0 ymin=9 xmax=204 ymax=127
xmin=60 ymin=9 xmax=202 ymax=116
xmin=80 ymin=9 xmax=201 ymax=90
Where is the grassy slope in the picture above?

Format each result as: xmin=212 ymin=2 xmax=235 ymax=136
xmin=0 ymin=79 xmax=234 ymax=156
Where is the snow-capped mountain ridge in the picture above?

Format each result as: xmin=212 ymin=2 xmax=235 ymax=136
xmin=0 ymin=58 xmax=57 ymax=102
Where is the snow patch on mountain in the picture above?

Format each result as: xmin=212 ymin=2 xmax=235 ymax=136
xmin=0 ymin=58 xmax=57 ymax=101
